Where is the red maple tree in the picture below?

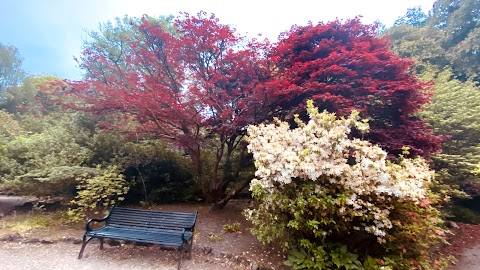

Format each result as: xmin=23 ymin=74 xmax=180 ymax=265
xmin=269 ymin=18 xmax=442 ymax=157
xmin=73 ymin=12 xmax=281 ymax=208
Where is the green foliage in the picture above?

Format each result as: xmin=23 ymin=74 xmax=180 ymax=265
xmin=444 ymin=204 xmax=480 ymax=224
xmin=0 ymin=111 xmax=22 ymax=183
xmin=116 ymin=140 xmax=199 ymax=204
xmin=389 ymin=0 xmax=480 ymax=82
xmin=6 ymin=166 xmax=96 ymax=196
xmin=68 ymin=165 xmax=130 ymax=222
xmin=80 ymin=15 xmax=175 ymax=81
xmin=443 ymin=195 xmax=480 ymax=224
xmin=0 ymin=110 xmax=22 ymax=136
xmin=389 ymin=2 xmax=480 ymax=221
xmin=0 ymin=43 xmax=26 ymax=102
xmin=88 ymin=132 xmax=201 ymax=203
xmin=419 ymin=69 xmax=480 ymax=186
xmin=285 ymin=241 xmax=363 ymax=270
xmin=89 ymin=132 xmax=125 ymax=165
xmin=385 ymin=25 xmax=447 ymax=74
xmin=8 ymin=124 xmax=92 ymax=170
xmin=0 ymin=106 xmax=199 ymax=205
xmin=428 ymin=0 xmax=479 ymax=47
xmin=0 ymin=112 xmax=94 ymax=192
xmin=447 ymin=27 xmax=480 ymax=82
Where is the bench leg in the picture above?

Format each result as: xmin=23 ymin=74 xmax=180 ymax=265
xmin=78 ymin=235 xmax=92 ymax=259
xmin=188 ymin=235 xmax=194 ymax=259
xmin=177 ymin=246 xmax=183 ymax=270
xmin=78 ymin=235 xmax=103 ymax=259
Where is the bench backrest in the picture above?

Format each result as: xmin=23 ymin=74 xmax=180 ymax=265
xmin=106 ymin=206 xmax=197 ymax=231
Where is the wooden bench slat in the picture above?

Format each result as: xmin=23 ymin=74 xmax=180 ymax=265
xmin=106 ymin=224 xmax=188 ymax=233
xmin=108 ymin=218 xmax=194 ymax=225
xmin=109 ymin=214 xmax=195 ymax=222
xmin=107 ymin=219 xmax=194 ymax=228
xmin=109 ymin=212 xmax=195 ymax=221
xmin=112 ymin=212 xmax=195 ymax=218
xmin=108 ymin=216 xmax=194 ymax=227
xmin=112 ymin=208 xmax=195 ymax=217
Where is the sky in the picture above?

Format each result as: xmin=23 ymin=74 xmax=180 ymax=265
xmin=0 ymin=0 xmax=436 ymax=80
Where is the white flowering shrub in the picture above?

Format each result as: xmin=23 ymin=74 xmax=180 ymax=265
xmin=245 ymin=100 xmax=448 ymax=269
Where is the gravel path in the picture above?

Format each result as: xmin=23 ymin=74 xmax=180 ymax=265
xmin=1 ymin=239 xmax=479 ymax=270
xmin=0 ymin=241 xmax=243 ymax=270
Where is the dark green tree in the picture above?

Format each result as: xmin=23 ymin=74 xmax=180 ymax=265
xmin=385 ymin=25 xmax=448 ymax=73
xmin=419 ymin=69 xmax=480 ymax=186
xmin=77 ymin=15 xmax=175 ymax=82
xmin=0 ymin=43 xmax=26 ymax=102
xmin=428 ymin=0 xmax=480 ymax=81
xmin=429 ymin=0 xmax=479 ymax=47
xmin=448 ymin=26 xmax=480 ymax=82
xmin=389 ymin=0 xmax=479 ymax=82
xmin=394 ymin=6 xmax=428 ymax=27
xmin=2 ymin=75 xmax=59 ymax=113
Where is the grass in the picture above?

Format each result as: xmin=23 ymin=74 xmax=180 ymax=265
xmin=222 ymin=222 xmax=242 ymax=233
xmin=208 ymin=233 xmax=222 ymax=242
xmin=1 ymin=209 xmax=68 ymax=233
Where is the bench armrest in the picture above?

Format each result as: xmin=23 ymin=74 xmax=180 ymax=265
xmin=186 ymin=211 xmax=198 ymax=231
xmin=85 ymin=217 xmax=108 ymax=232
xmin=180 ymin=228 xmax=186 ymax=242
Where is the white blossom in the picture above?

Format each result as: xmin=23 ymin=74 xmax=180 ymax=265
xmin=247 ymin=102 xmax=434 ymax=241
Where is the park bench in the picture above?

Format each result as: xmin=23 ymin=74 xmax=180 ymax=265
xmin=78 ymin=206 xmax=197 ymax=270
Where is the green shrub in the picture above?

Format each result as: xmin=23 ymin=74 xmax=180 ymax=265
xmin=68 ymin=165 xmax=130 ymax=222
xmin=117 ymin=140 xmax=199 ymax=204
xmin=285 ymin=241 xmax=363 ymax=270
xmin=445 ymin=199 xmax=480 ymax=224
xmin=4 ymin=166 xmax=96 ymax=196
xmin=1 ymin=112 xmax=94 ymax=195
xmin=124 ymin=159 xmax=199 ymax=204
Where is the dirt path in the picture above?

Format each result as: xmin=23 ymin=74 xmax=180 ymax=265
xmin=441 ymin=223 xmax=480 ymax=270
xmin=454 ymin=243 xmax=480 ymax=270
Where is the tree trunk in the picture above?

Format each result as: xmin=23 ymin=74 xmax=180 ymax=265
xmin=211 ymin=177 xmax=252 ymax=210
xmin=188 ymin=138 xmax=252 ymax=209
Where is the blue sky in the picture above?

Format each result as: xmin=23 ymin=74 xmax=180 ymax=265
xmin=1 ymin=0 xmax=436 ymax=80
